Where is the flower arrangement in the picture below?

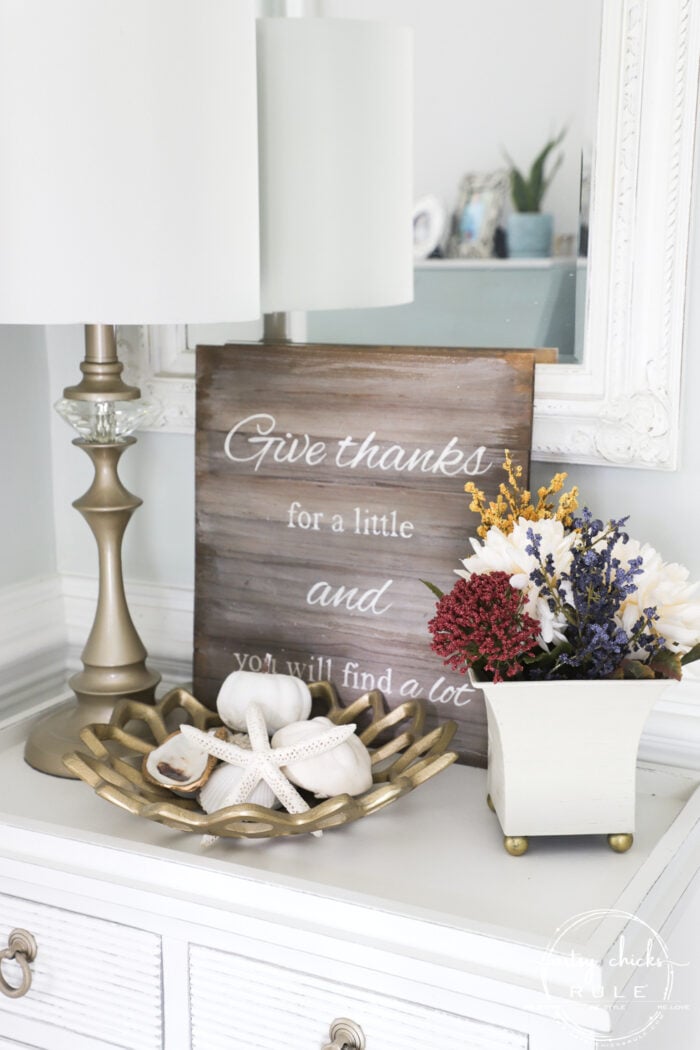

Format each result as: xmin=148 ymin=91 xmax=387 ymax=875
xmin=427 ymin=453 xmax=700 ymax=683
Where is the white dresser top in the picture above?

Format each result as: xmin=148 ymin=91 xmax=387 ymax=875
xmin=1 ymin=698 xmax=699 ymax=1012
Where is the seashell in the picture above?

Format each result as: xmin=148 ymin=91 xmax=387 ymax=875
xmin=217 ymin=669 xmax=312 ymax=733
xmin=271 ymin=716 xmax=373 ymax=798
xmin=198 ymin=763 xmax=278 ymax=813
xmin=142 ymin=726 xmax=229 ymax=797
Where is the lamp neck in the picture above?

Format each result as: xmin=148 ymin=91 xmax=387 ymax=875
xmin=263 ymin=312 xmax=293 ymax=343
xmin=63 ymin=324 xmax=141 ymax=402
xmin=257 ymin=0 xmax=321 ymax=15
xmin=85 ymin=324 xmax=118 ymax=365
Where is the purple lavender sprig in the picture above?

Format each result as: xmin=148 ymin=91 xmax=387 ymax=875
xmin=526 ymin=509 xmax=664 ymax=679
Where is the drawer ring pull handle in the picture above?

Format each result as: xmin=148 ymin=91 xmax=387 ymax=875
xmin=323 ymin=1017 xmax=366 ymax=1050
xmin=0 ymin=929 xmax=38 ymax=999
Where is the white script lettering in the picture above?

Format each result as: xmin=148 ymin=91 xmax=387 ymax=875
xmin=336 ymin=431 xmax=489 ymax=477
xmin=224 ymin=413 xmax=327 ymax=472
xmin=428 ymin=676 xmax=475 ymax=707
xmin=223 ymin=412 xmax=490 ymax=478
xmin=232 ymin=651 xmax=276 ymax=672
xmin=287 ymin=500 xmax=324 ymax=531
xmin=353 ymin=507 xmax=414 ymax=539
xmin=306 ymin=578 xmax=394 ymax=616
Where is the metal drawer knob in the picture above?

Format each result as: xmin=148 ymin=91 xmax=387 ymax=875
xmin=323 ymin=1017 xmax=366 ymax=1050
xmin=0 ymin=929 xmax=38 ymax=999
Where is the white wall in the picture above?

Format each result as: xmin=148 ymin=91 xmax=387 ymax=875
xmin=0 ymin=326 xmax=56 ymax=586
xmin=324 ymin=0 xmax=602 ymax=242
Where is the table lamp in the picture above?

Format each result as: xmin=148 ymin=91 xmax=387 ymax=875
xmin=0 ymin=1 xmax=412 ymax=776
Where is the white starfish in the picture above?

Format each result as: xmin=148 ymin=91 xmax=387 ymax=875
xmin=180 ymin=703 xmax=356 ymax=839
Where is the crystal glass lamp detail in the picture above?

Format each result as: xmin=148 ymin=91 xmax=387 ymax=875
xmin=55 ymin=397 xmax=159 ymax=443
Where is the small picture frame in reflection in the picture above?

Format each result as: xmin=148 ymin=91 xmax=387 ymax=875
xmin=448 ymin=171 xmax=509 ymax=259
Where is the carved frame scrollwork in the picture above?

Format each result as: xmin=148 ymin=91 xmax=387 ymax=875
xmin=119 ymin=0 xmax=700 ymax=470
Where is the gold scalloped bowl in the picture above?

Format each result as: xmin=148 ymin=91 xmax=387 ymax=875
xmin=64 ymin=683 xmax=458 ymax=839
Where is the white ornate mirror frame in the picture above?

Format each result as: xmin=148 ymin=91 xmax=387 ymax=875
xmin=119 ymin=0 xmax=700 ymax=470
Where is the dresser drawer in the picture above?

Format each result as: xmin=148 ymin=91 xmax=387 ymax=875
xmin=0 ymin=892 xmax=162 ymax=1050
xmin=190 ymin=945 xmax=527 ymax=1050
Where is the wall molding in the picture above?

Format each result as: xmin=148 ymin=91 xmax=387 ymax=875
xmin=2 ymin=574 xmax=700 ymax=768
xmin=0 ymin=575 xmax=193 ymax=715
xmin=61 ymin=574 xmax=194 ymax=687
xmin=0 ymin=576 xmax=67 ymax=716
xmin=639 ymin=666 xmax=700 ymax=770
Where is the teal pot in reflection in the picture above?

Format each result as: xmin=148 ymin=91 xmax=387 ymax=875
xmin=507 ymin=212 xmax=553 ymax=258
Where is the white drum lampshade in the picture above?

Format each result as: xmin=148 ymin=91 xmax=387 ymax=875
xmin=258 ymin=17 xmax=413 ymax=312
xmin=0 ymin=0 xmax=261 ymax=324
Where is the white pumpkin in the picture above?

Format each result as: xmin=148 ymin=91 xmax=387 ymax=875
xmin=216 ymin=669 xmax=312 ymax=733
xmin=271 ymin=716 xmax=373 ymax=798
xmin=198 ymin=763 xmax=278 ymax=813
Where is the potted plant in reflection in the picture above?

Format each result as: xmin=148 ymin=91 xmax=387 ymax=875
xmin=505 ymin=130 xmax=565 ymax=258
xmin=425 ymin=454 xmax=700 ymax=856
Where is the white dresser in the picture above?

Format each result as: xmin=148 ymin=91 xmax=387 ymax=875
xmin=0 ymin=696 xmax=699 ymax=1050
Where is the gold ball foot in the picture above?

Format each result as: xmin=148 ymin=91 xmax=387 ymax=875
xmin=487 ymin=793 xmax=495 ymax=812
xmin=608 ymin=833 xmax=634 ymax=853
xmin=504 ymin=836 xmax=529 ymax=856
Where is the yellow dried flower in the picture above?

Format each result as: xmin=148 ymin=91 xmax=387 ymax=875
xmin=465 ymin=450 xmax=579 ymax=538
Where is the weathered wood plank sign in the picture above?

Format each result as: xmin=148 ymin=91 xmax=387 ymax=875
xmin=194 ymin=343 xmax=536 ymax=764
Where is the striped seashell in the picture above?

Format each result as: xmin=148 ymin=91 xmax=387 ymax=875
xmin=198 ymin=763 xmax=278 ymax=813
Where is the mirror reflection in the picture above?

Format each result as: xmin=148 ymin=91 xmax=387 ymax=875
xmin=310 ymin=0 xmax=603 ymax=364
xmin=189 ymin=0 xmax=603 ymax=366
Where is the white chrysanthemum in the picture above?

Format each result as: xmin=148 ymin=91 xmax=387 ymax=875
xmin=457 ymin=518 xmax=576 ymax=646
xmin=615 ymin=538 xmax=700 ymax=655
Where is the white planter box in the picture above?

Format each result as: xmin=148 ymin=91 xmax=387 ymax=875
xmin=478 ymin=678 xmax=668 ymax=849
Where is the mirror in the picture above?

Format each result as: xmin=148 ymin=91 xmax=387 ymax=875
xmin=121 ymin=0 xmax=699 ymax=470
xmin=314 ymin=0 xmax=602 ymax=366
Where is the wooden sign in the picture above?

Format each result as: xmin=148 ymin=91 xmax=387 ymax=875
xmin=194 ymin=343 xmax=536 ymax=764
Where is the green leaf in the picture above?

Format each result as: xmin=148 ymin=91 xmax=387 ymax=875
xmin=528 ymin=133 xmax=564 ymax=208
xmin=510 ymin=168 xmax=533 ymax=212
xmin=470 ymin=656 xmax=488 ymax=679
xmin=650 ymin=648 xmax=683 ymax=681
xmin=521 ymin=641 xmax=574 ymax=674
xmin=681 ymin=642 xmax=700 ymax=666
xmin=506 ymin=129 xmax=566 ymax=212
xmin=421 ymin=579 xmax=445 ymax=600
xmin=614 ymin=659 xmax=656 ymax=680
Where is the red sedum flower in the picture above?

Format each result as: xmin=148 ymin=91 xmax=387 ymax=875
xmin=428 ymin=571 xmax=540 ymax=682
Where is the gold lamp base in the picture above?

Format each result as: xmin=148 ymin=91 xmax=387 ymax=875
xmin=25 ymin=664 xmax=159 ymax=778
xmin=24 ymin=325 xmax=161 ymax=778
xmin=24 ymin=695 xmax=133 ymax=779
